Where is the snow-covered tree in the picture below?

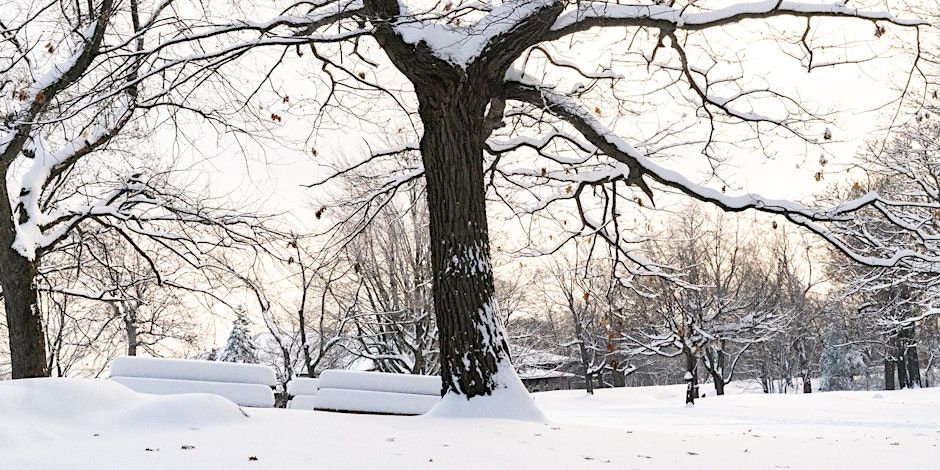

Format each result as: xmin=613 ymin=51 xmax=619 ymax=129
xmin=818 ymin=322 xmax=867 ymax=392
xmin=0 ymin=0 xmax=271 ymax=378
xmin=620 ymin=208 xmax=784 ymax=402
xmin=336 ymin=179 xmax=439 ymax=375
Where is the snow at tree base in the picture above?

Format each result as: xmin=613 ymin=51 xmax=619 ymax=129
xmin=2 ymin=378 xmax=938 ymax=469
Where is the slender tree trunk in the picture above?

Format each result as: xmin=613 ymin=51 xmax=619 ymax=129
xmin=0 ymin=244 xmax=49 ymax=378
xmin=797 ymin=340 xmax=812 ymax=393
xmin=895 ymin=333 xmax=909 ymax=389
xmin=611 ymin=365 xmax=626 ymax=387
xmin=711 ymin=372 xmax=725 ymax=396
xmin=298 ymin=305 xmax=314 ymax=377
xmin=684 ymin=349 xmax=698 ymax=405
xmin=122 ymin=303 xmax=139 ymax=356
xmin=900 ymin=326 xmax=921 ymax=388
xmin=569 ymin=299 xmax=594 ymax=395
xmin=418 ymin=83 xmax=514 ymax=398
xmin=896 ymin=357 xmax=908 ymax=388
xmin=885 ymin=342 xmax=897 ymax=390
xmin=702 ymin=350 xmax=726 ymax=395
xmin=759 ymin=357 xmax=771 ymax=393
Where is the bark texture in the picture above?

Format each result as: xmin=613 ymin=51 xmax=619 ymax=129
xmin=419 ymin=82 xmax=510 ymax=397
xmin=0 ymin=189 xmax=49 ymax=378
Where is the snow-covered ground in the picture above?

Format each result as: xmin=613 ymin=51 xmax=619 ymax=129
xmin=1 ymin=378 xmax=937 ymax=469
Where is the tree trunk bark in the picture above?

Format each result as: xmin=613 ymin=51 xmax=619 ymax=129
xmin=418 ymin=84 xmax=514 ymax=399
xmin=0 ymin=244 xmax=49 ymax=378
xmin=796 ymin=339 xmax=812 ymax=393
xmin=570 ymin=300 xmax=594 ymax=395
xmin=684 ymin=349 xmax=698 ymax=405
xmin=611 ymin=364 xmax=626 ymax=387
xmin=884 ymin=343 xmax=897 ymax=391
xmin=124 ymin=307 xmax=138 ymax=357
xmin=702 ymin=351 xmax=726 ymax=396
xmin=712 ymin=374 xmax=725 ymax=396
xmin=903 ymin=326 xmax=921 ymax=388
xmin=895 ymin=333 xmax=909 ymax=389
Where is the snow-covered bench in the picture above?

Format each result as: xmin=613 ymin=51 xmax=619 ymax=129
xmin=286 ymin=377 xmax=319 ymax=410
xmin=310 ymin=370 xmax=441 ymax=416
xmin=109 ymin=356 xmax=277 ymax=408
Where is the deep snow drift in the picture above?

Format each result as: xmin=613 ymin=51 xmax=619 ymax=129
xmin=1 ymin=378 xmax=937 ymax=469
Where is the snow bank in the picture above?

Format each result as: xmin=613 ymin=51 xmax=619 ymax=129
xmin=0 ymin=378 xmax=245 ymax=439
xmin=286 ymin=377 xmax=320 ymax=396
xmin=318 ymin=370 xmax=441 ymax=396
xmin=110 ymin=376 xmax=275 ymax=408
xmin=314 ymin=388 xmax=440 ymax=415
xmin=109 ymin=356 xmax=277 ymax=386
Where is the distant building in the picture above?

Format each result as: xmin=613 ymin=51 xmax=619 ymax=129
xmin=512 ymin=349 xmax=580 ymax=392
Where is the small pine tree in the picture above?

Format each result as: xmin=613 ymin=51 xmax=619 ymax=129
xmin=193 ymin=348 xmax=219 ymax=361
xmin=219 ymin=309 xmax=260 ymax=364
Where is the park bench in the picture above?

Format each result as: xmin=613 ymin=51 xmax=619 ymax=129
xmin=109 ymin=356 xmax=277 ymax=408
xmin=293 ymin=370 xmax=441 ymax=416
xmin=286 ymin=377 xmax=319 ymax=410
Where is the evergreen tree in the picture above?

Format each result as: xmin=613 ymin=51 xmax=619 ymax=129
xmin=219 ymin=309 xmax=260 ymax=364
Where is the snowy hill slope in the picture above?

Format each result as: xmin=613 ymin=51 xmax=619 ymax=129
xmin=0 ymin=378 xmax=936 ymax=469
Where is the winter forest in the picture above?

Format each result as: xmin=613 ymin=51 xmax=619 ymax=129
xmin=2 ymin=0 xmax=940 ymax=468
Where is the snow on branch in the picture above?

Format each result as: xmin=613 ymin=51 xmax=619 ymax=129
xmin=501 ymin=72 xmax=940 ymax=269
xmin=549 ymin=1 xmax=926 ymax=39
xmin=392 ymin=0 xmax=559 ymax=67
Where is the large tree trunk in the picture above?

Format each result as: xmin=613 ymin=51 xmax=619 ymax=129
xmin=0 ymin=244 xmax=49 ymax=378
xmin=364 ymin=0 xmax=560 ymax=418
xmin=418 ymin=83 xmax=517 ymax=399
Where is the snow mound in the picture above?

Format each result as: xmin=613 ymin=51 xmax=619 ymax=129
xmin=0 ymin=378 xmax=247 ymax=429
xmin=427 ymin=362 xmax=546 ymax=422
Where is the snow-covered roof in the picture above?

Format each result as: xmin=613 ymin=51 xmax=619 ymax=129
xmin=517 ymin=367 xmax=578 ymax=380
xmin=512 ymin=349 xmax=572 ymax=368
